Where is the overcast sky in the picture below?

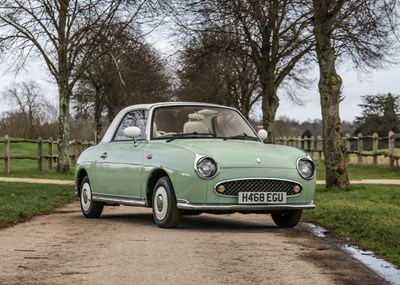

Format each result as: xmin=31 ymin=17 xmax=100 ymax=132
xmin=275 ymin=64 xmax=400 ymax=122
xmin=1 ymin=41 xmax=399 ymax=123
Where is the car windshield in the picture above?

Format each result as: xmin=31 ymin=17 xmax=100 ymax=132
xmin=151 ymin=106 xmax=258 ymax=141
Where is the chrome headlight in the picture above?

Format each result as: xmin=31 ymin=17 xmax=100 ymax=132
xmin=195 ymin=156 xmax=219 ymax=179
xmin=296 ymin=157 xmax=316 ymax=180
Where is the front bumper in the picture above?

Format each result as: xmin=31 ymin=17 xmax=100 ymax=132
xmin=177 ymin=202 xmax=315 ymax=211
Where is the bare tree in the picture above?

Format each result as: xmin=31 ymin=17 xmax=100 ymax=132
xmin=172 ymin=0 xmax=314 ymax=136
xmin=73 ymin=27 xmax=171 ymax=142
xmin=1 ymin=80 xmax=46 ymax=138
xmin=312 ymin=0 xmax=399 ymax=188
xmin=0 ymin=0 xmax=153 ymax=172
xmin=176 ymin=32 xmax=260 ymax=118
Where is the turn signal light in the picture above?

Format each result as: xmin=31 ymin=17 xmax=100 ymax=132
xmin=216 ymin=185 xmax=225 ymax=194
xmin=293 ymin=185 xmax=301 ymax=194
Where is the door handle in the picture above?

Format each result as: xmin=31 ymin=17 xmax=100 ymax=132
xmin=100 ymin=152 xmax=108 ymax=159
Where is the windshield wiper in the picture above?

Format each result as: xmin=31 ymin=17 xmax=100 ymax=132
xmin=222 ymin=133 xmax=259 ymax=141
xmin=166 ymin=132 xmax=215 ymax=142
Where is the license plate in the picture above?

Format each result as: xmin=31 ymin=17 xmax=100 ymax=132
xmin=238 ymin=192 xmax=287 ymax=204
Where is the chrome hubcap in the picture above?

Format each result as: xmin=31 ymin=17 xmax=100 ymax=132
xmin=81 ymin=182 xmax=91 ymax=212
xmin=154 ymin=186 xmax=168 ymax=221
xmin=156 ymin=195 xmax=164 ymax=212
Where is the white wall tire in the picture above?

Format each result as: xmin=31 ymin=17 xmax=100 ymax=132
xmin=152 ymin=177 xmax=182 ymax=228
xmin=79 ymin=176 xmax=104 ymax=218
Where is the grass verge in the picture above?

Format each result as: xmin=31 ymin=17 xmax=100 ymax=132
xmin=315 ymin=161 xmax=400 ymax=180
xmin=304 ymin=184 xmax=400 ymax=267
xmin=0 ymin=182 xmax=76 ymax=229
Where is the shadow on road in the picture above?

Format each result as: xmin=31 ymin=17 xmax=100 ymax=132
xmin=96 ymin=208 xmax=282 ymax=233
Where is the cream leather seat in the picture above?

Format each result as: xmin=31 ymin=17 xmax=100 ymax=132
xmin=183 ymin=113 xmax=209 ymax=133
xmin=183 ymin=121 xmax=209 ymax=133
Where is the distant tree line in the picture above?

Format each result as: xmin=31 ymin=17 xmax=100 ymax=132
xmin=273 ymin=93 xmax=400 ymax=138
xmin=2 ymin=86 xmax=397 ymax=142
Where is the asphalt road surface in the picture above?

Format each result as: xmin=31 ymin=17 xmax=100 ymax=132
xmin=0 ymin=201 xmax=390 ymax=285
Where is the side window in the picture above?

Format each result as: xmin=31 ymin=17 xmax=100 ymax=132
xmin=113 ymin=110 xmax=148 ymax=141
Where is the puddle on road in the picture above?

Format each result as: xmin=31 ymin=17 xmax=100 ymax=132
xmin=342 ymin=245 xmax=400 ymax=285
xmin=304 ymin=223 xmax=400 ymax=285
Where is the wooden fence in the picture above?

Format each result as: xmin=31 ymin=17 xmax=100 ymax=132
xmin=0 ymin=135 xmax=94 ymax=174
xmin=2 ymin=131 xmax=400 ymax=173
xmin=275 ymin=131 xmax=400 ymax=168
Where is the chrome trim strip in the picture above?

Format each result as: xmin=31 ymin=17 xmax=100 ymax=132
xmin=213 ymin=177 xmax=304 ymax=198
xmin=92 ymin=193 xmax=146 ymax=206
xmin=177 ymin=202 xmax=315 ymax=211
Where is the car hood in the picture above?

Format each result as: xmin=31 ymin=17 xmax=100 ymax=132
xmin=169 ymin=139 xmax=307 ymax=169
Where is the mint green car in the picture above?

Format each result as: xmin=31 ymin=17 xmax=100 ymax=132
xmin=75 ymin=102 xmax=316 ymax=228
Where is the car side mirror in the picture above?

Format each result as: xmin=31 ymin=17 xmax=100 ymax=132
xmin=123 ymin=127 xmax=141 ymax=147
xmin=123 ymin=126 xmax=141 ymax=138
xmin=258 ymin=129 xmax=268 ymax=141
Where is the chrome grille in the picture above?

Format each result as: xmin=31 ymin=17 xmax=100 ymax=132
xmin=214 ymin=179 xmax=302 ymax=197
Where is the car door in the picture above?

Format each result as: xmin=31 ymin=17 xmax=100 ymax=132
xmin=94 ymin=109 xmax=148 ymax=199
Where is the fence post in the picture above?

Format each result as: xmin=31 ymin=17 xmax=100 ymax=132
xmin=4 ymin=135 xmax=10 ymax=174
xmin=304 ymin=137 xmax=309 ymax=152
xmin=372 ymin=133 xmax=378 ymax=166
xmin=388 ymin=131 xmax=395 ymax=167
xmin=48 ymin=137 xmax=53 ymax=170
xmin=310 ymin=136 xmax=315 ymax=158
xmin=317 ymin=135 xmax=323 ymax=160
xmin=291 ymin=136 xmax=296 ymax=147
xmin=297 ymin=136 xmax=302 ymax=150
xmin=57 ymin=139 xmax=61 ymax=170
xmin=345 ymin=133 xmax=351 ymax=163
xmin=71 ymin=139 xmax=76 ymax=164
xmin=38 ymin=136 xmax=43 ymax=172
xmin=357 ymin=133 xmax=363 ymax=164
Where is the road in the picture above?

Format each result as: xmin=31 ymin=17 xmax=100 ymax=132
xmin=0 ymin=200 xmax=389 ymax=285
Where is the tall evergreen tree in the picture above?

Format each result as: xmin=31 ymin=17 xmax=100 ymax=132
xmin=355 ymin=93 xmax=400 ymax=136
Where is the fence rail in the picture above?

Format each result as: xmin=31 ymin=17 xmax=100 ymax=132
xmin=275 ymin=131 xmax=400 ymax=168
xmin=0 ymin=135 xmax=94 ymax=174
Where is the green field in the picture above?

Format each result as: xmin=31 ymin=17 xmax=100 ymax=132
xmin=0 ymin=182 xmax=75 ymax=229
xmin=315 ymin=161 xmax=400 ymax=180
xmin=0 ymin=137 xmax=75 ymax=179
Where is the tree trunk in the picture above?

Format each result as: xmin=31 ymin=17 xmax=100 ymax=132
xmin=94 ymin=86 xmax=103 ymax=144
xmin=313 ymin=0 xmax=349 ymax=189
xmin=57 ymin=0 xmax=70 ymax=173
xmin=58 ymin=84 xmax=70 ymax=173
xmin=261 ymin=81 xmax=279 ymax=141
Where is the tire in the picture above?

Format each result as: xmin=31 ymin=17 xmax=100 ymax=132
xmin=271 ymin=210 xmax=303 ymax=228
xmin=79 ymin=176 xmax=104 ymax=218
xmin=152 ymin=177 xmax=182 ymax=228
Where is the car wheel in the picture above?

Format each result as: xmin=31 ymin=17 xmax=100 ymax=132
xmin=80 ymin=176 xmax=104 ymax=218
xmin=271 ymin=210 xmax=303 ymax=228
xmin=152 ymin=177 xmax=182 ymax=228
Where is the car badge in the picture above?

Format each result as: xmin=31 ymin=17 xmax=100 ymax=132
xmin=256 ymin=158 xmax=261 ymax=164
